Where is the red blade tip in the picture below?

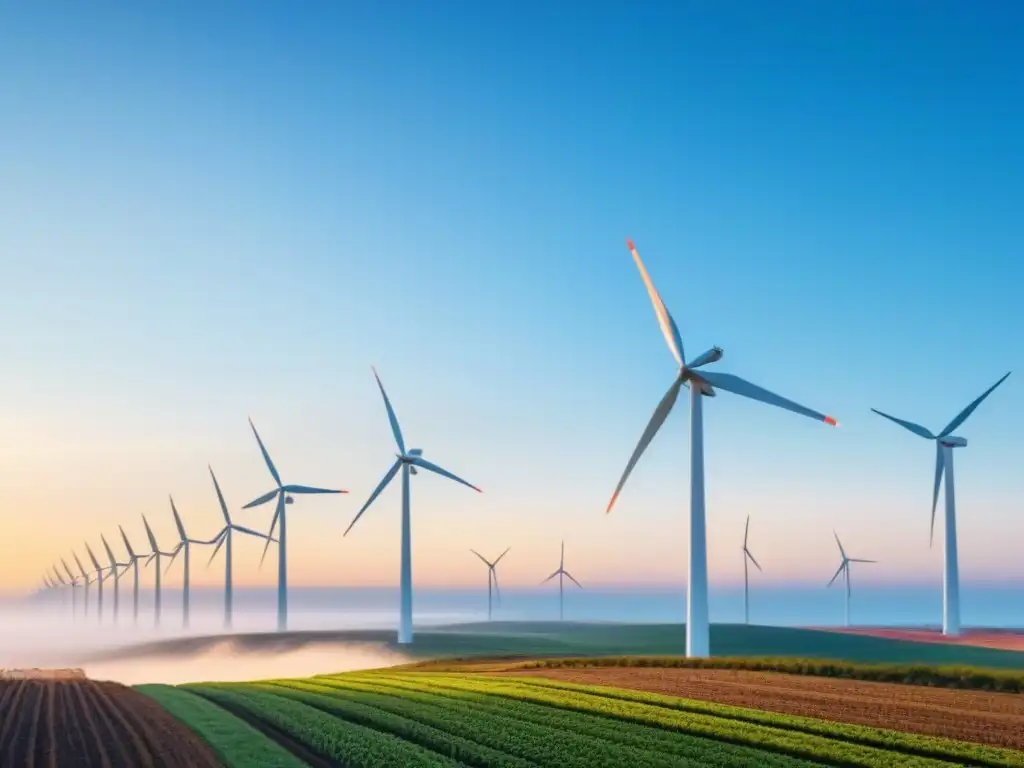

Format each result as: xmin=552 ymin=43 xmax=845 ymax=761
xmin=824 ymin=416 xmax=839 ymax=426
xmin=625 ymin=238 xmax=635 ymax=250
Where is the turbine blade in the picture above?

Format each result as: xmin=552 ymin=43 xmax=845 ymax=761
xmin=492 ymin=570 xmax=502 ymax=604
xmin=101 ymin=535 xmax=117 ymax=567
xmin=410 ymin=457 xmax=481 ymax=493
xmin=143 ymin=515 xmax=159 ymax=551
xmin=849 ymin=558 xmax=877 ymax=563
xmin=209 ymin=466 xmax=232 ymax=524
xmin=931 ymin=442 xmax=944 ymax=547
xmin=745 ymin=549 xmax=763 ymax=572
xmin=232 ymin=524 xmax=271 ymax=539
xmin=938 ymin=372 xmax=1011 ymax=438
xmin=626 ymin=238 xmax=685 ymax=367
xmin=371 ymin=367 xmax=406 ymax=455
xmin=833 ymin=531 xmax=847 ymax=559
xmin=86 ymin=543 xmax=102 ymax=571
xmin=827 ymin=562 xmax=845 ymax=587
xmin=243 ymin=489 xmax=279 ymax=509
xmin=700 ymin=371 xmax=838 ymax=426
xmin=144 ymin=553 xmax=156 ymax=568
xmin=260 ymin=496 xmax=284 ymax=567
xmin=494 ymin=546 xmax=511 ymax=564
xmin=207 ymin=532 xmax=226 ymax=567
xmin=119 ymin=525 xmax=136 ymax=558
xmin=163 ymin=548 xmax=180 ymax=576
xmin=170 ymin=496 xmax=187 ymax=540
xmin=606 ymin=378 xmax=683 ymax=514
xmin=744 ymin=515 xmax=750 ymax=548
xmin=540 ymin=569 xmax=560 ymax=585
xmin=869 ymin=408 xmax=934 ymax=439
xmin=248 ymin=417 xmax=282 ymax=487
xmin=344 ymin=459 xmax=401 ymax=537
xmin=281 ymin=484 xmax=346 ymax=495
xmin=470 ymin=549 xmax=491 ymax=567
xmin=564 ymin=571 xmax=584 ymax=589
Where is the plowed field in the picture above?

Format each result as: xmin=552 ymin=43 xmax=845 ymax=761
xmin=0 ymin=679 xmax=222 ymax=767
xmin=509 ymin=666 xmax=1024 ymax=749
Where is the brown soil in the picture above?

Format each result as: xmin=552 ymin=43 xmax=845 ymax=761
xmin=815 ymin=626 xmax=1024 ymax=651
xmin=506 ymin=666 xmax=1024 ymax=750
xmin=0 ymin=679 xmax=223 ymax=767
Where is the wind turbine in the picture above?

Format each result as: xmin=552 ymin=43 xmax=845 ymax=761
xmin=85 ymin=542 xmax=106 ymax=622
xmin=470 ymin=547 xmax=510 ymax=621
xmin=827 ymin=531 xmax=876 ymax=627
xmin=61 ymin=558 xmax=80 ymax=620
xmin=163 ymin=496 xmax=218 ymax=630
xmin=207 ymin=466 xmax=274 ymax=630
xmin=119 ymin=525 xmax=144 ymax=624
xmin=143 ymin=514 xmax=177 ymax=628
xmin=742 ymin=516 xmax=762 ymax=625
xmin=606 ymin=239 xmax=838 ymax=658
xmin=540 ymin=541 xmax=582 ymax=620
xmin=51 ymin=566 xmax=70 ymax=614
xmin=244 ymin=418 xmax=346 ymax=632
xmin=101 ymin=534 xmax=129 ymax=625
xmin=871 ymin=372 xmax=1010 ymax=637
xmin=73 ymin=552 xmax=93 ymax=618
xmin=343 ymin=368 xmax=482 ymax=645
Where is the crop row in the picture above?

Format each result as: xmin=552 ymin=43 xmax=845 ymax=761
xmin=187 ymin=684 xmax=460 ymax=767
xmin=348 ymin=672 xmax=1015 ymax=768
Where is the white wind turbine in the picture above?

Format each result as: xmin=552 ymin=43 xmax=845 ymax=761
xmin=143 ymin=514 xmax=177 ymax=628
xmin=540 ymin=541 xmax=582 ymax=620
xmin=470 ymin=547 xmax=510 ymax=621
xmin=85 ymin=543 xmax=107 ymax=622
xmin=344 ymin=367 xmax=482 ymax=645
xmin=101 ymin=534 xmax=129 ymax=625
xmin=206 ymin=466 xmax=275 ymax=630
xmin=51 ymin=566 xmax=71 ymax=616
xmin=871 ymin=372 xmax=1010 ymax=637
xmin=119 ymin=525 xmax=144 ymax=625
xmin=163 ymin=496 xmax=219 ymax=630
xmin=61 ymin=558 xmax=80 ymax=620
xmin=606 ymin=239 xmax=838 ymax=657
xmin=245 ymin=418 xmax=346 ymax=632
xmin=827 ymin=531 xmax=876 ymax=627
xmin=742 ymin=516 xmax=762 ymax=625
xmin=73 ymin=552 xmax=94 ymax=619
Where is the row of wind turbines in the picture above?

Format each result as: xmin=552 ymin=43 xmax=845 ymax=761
xmin=32 ymin=239 xmax=1011 ymax=657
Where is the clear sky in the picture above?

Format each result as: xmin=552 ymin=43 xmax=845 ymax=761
xmin=1 ymin=1 xmax=1022 ymax=595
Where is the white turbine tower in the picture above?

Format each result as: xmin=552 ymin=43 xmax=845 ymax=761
xmin=73 ymin=552 xmax=93 ymax=618
xmin=101 ymin=534 xmax=129 ymax=625
xmin=61 ymin=558 xmax=80 ymax=620
xmin=871 ymin=372 xmax=1010 ymax=637
xmin=119 ymin=525 xmax=144 ymax=625
xmin=143 ymin=514 xmax=177 ymax=628
xmin=541 ymin=541 xmax=582 ymax=620
xmin=470 ymin=547 xmax=510 ymax=621
xmin=742 ymin=515 xmax=762 ymax=625
xmin=827 ymin=531 xmax=876 ymax=627
xmin=207 ymin=466 xmax=274 ymax=630
xmin=245 ymin=418 xmax=346 ymax=633
xmin=163 ymin=496 xmax=219 ymax=630
xmin=606 ymin=239 xmax=838 ymax=658
xmin=343 ymin=367 xmax=482 ymax=645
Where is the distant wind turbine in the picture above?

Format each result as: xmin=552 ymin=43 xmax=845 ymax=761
xmin=344 ymin=368 xmax=482 ymax=645
xmin=470 ymin=547 xmax=510 ymax=621
xmin=827 ymin=531 xmax=876 ymax=627
xmin=871 ymin=372 xmax=1010 ymax=637
xmin=101 ymin=534 xmax=129 ymax=625
xmin=61 ymin=558 xmax=80 ymax=620
xmin=85 ymin=543 xmax=107 ymax=622
xmin=143 ymin=514 xmax=177 ymax=628
xmin=73 ymin=552 xmax=93 ymax=618
xmin=206 ymin=466 xmax=274 ymax=630
xmin=541 ymin=541 xmax=582 ymax=620
xmin=163 ymin=496 xmax=219 ymax=630
xmin=606 ymin=238 xmax=838 ymax=657
xmin=244 ymin=418 xmax=346 ymax=632
xmin=50 ymin=567 xmax=69 ymax=613
xmin=742 ymin=516 xmax=762 ymax=625
xmin=119 ymin=525 xmax=144 ymax=624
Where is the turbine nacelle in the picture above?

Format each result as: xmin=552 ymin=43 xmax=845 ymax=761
xmin=940 ymin=436 xmax=967 ymax=448
xmin=398 ymin=448 xmax=424 ymax=474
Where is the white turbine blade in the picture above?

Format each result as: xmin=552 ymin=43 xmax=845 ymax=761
xmin=827 ymin=561 xmax=845 ymax=587
xmin=492 ymin=570 xmax=502 ymax=604
xmin=869 ymin=408 xmax=934 ymax=439
xmin=626 ymin=238 xmax=685 ymax=367
xmin=470 ymin=549 xmax=492 ymax=567
xmin=410 ymin=457 xmax=482 ymax=493
xmin=744 ymin=515 xmax=750 ymax=548
xmin=74 ymin=553 xmax=88 ymax=578
xmin=143 ymin=515 xmax=159 ymax=551
xmin=170 ymin=496 xmax=187 ymax=541
xmin=281 ymin=484 xmax=346 ymax=495
xmin=606 ymin=378 xmax=683 ymax=514
xmin=260 ymin=495 xmax=285 ymax=566
xmin=938 ymin=371 xmax=1011 ymax=438
xmin=930 ymin=442 xmax=944 ymax=547
xmin=540 ymin=569 xmax=560 ymax=585
xmin=849 ymin=558 xmax=877 ymax=563
xmin=699 ymin=371 xmax=838 ymax=426
xmin=564 ymin=571 xmax=584 ymax=589
xmin=248 ymin=417 xmax=282 ymax=487
xmin=560 ymin=540 xmax=564 ymax=569
xmin=243 ymin=488 xmax=278 ymax=509
xmin=102 ymin=535 xmax=117 ymax=568
xmin=61 ymin=559 xmax=75 ymax=581
xmin=86 ymin=543 xmax=102 ymax=572
xmin=206 ymin=532 xmax=227 ymax=567
xmin=745 ymin=548 xmax=763 ymax=572
xmin=232 ymin=524 xmax=273 ymax=540
xmin=209 ymin=466 xmax=232 ymax=524
xmin=833 ymin=531 xmax=847 ymax=560
xmin=494 ymin=546 xmax=511 ymax=565
xmin=144 ymin=553 xmax=156 ymax=568
xmin=163 ymin=549 xmax=180 ymax=576
xmin=344 ymin=459 xmax=401 ymax=537
xmin=371 ymin=367 xmax=406 ymax=455
xmin=119 ymin=525 xmax=136 ymax=559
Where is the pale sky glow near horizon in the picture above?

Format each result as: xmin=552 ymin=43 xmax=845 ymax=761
xmin=1 ymin=2 xmax=1023 ymax=597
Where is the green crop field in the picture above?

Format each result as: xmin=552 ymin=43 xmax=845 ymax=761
xmin=139 ymin=666 xmax=1024 ymax=767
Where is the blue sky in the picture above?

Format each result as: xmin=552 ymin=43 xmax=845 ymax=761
xmin=1 ymin=1 xmax=1022 ymax=593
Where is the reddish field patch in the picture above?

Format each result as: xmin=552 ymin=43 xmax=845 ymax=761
xmin=0 ymin=679 xmax=222 ymax=767
xmin=508 ymin=666 xmax=1024 ymax=749
xmin=815 ymin=626 xmax=1024 ymax=651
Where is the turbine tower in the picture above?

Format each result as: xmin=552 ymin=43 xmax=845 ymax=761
xmin=244 ymin=418 xmax=345 ymax=632
xmin=73 ymin=552 xmax=93 ymax=618
xmin=606 ymin=239 xmax=838 ymax=658
xmin=871 ymin=372 xmax=1010 ymax=637
xmin=541 ymin=541 xmax=582 ymax=620
xmin=207 ymin=466 xmax=274 ymax=630
xmin=61 ymin=558 xmax=80 ymax=620
xmin=163 ymin=496 xmax=218 ymax=630
xmin=343 ymin=368 xmax=482 ymax=645
xmin=51 ymin=567 xmax=70 ymax=615
xmin=470 ymin=547 xmax=510 ymax=621
xmin=101 ymin=534 xmax=129 ymax=625
xmin=143 ymin=514 xmax=177 ymax=628
xmin=827 ymin=531 xmax=876 ymax=627
xmin=85 ymin=543 xmax=107 ymax=622
xmin=119 ymin=525 xmax=144 ymax=624
xmin=742 ymin=515 xmax=762 ymax=625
